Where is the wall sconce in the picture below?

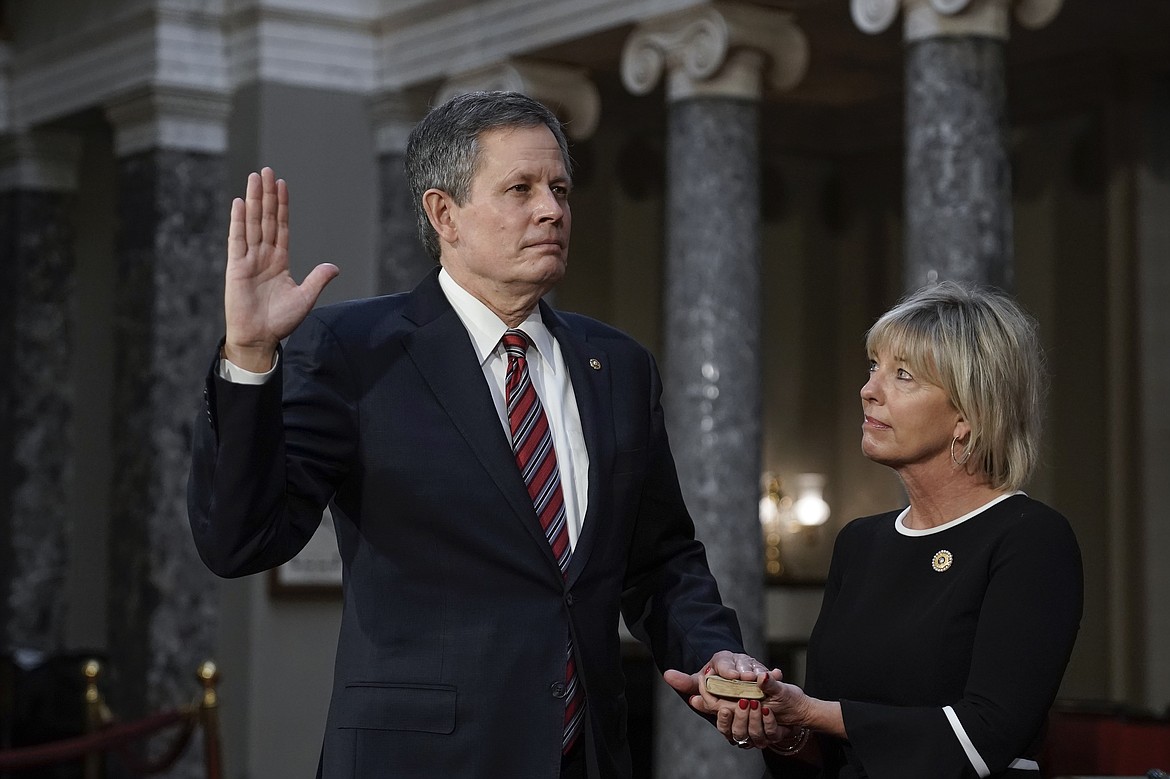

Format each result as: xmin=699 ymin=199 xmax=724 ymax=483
xmin=759 ymin=472 xmax=830 ymax=578
xmin=792 ymin=473 xmax=830 ymax=527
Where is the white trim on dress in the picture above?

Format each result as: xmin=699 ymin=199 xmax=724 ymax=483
xmin=943 ymin=705 xmax=991 ymax=778
xmin=895 ymin=492 xmax=1025 ymax=537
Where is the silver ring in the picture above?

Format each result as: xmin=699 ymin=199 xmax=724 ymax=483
xmin=732 ymin=737 xmax=750 ymax=747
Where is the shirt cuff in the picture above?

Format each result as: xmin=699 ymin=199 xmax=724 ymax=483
xmin=217 ymin=353 xmax=278 ymax=384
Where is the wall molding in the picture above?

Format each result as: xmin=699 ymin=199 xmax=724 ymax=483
xmin=10 ymin=4 xmax=228 ymax=130
xmin=6 ymin=0 xmax=710 ymax=132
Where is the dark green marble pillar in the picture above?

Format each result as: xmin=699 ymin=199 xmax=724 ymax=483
xmin=655 ymin=95 xmax=765 ymax=779
xmin=373 ymin=94 xmax=432 ymax=294
xmin=0 ymin=134 xmax=79 ymax=656
xmin=905 ymin=35 xmax=1013 ymax=291
xmin=106 ymin=130 xmax=226 ymax=778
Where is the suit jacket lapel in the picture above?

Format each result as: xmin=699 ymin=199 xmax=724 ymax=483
xmin=401 ymin=272 xmax=561 ymax=571
xmin=543 ymin=303 xmax=614 ymax=587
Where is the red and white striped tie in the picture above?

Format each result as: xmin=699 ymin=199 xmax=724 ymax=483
xmin=502 ymin=328 xmax=584 ymax=754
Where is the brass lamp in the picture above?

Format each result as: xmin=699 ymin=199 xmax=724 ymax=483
xmin=759 ymin=472 xmax=830 ymax=579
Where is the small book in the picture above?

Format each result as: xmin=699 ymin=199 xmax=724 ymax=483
xmin=704 ymin=676 xmax=765 ymax=700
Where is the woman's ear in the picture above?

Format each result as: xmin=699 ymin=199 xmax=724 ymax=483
xmin=953 ymin=415 xmax=971 ymax=443
xmin=422 ymin=189 xmax=458 ymax=245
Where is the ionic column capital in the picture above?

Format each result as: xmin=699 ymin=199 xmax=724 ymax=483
xmin=435 ymin=61 xmax=600 ymax=140
xmin=851 ymin=0 xmax=1063 ymax=41
xmin=621 ymin=3 xmax=808 ymax=102
xmin=104 ymin=86 xmax=231 ymax=157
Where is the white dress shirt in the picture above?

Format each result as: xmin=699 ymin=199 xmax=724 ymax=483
xmin=219 ymin=269 xmax=590 ymax=549
xmin=437 ymin=269 xmax=589 ymax=549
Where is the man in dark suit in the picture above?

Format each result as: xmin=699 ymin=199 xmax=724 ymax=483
xmin=188 ymin=91 xmax=763 ymax=778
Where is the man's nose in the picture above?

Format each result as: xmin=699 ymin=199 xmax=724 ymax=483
xmin=535 ymin=189 xmax=564 ymax=222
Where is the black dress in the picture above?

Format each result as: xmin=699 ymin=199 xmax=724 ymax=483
xmin=764 ymin=493 xmax=1083 ymax=779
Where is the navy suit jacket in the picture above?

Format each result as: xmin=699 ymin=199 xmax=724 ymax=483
xmin=188 ymin=269 xmax=744 ymax=778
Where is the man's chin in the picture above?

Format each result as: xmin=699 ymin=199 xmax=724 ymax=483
xmin=532 ymin=256 xmax=568 ymax=284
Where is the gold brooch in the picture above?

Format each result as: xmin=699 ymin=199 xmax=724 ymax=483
xmin=931 ymin=550 xmax=953 ymax=572
xmin=589 ymin=358 xmax=602 ymax=371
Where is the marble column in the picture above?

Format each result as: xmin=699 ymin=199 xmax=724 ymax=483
xmin=102 ymin=86 xmax=228 ymax=779
xmin=372 ymin=93 xmax=432 ymax=294
xmin=0 ymin=131 xmax=81 ymax=655
xmin=622 ymin=6 xmax=807 ymax=776
xmin=852 ymin=0 xmax=1063 ymax=291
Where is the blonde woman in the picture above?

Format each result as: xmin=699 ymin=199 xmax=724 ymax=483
xmin=673 ymin=282 xmax=1083 ymax=779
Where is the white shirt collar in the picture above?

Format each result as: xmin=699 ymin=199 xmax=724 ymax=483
xmin=437 ymin=268 xmax=558 ymax=372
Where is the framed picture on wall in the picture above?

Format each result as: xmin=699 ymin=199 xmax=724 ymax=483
xmin=269 ymin=507 xmax=343 ymax=597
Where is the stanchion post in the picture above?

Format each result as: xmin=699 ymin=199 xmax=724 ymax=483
xmin=197 ymin=661 xmax=223 ymax=779
xmin=82 ymin=660 xmax=105 ymax=779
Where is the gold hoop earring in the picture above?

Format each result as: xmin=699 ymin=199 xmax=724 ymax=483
xmin=950 ymin=436 xmax=972 ymax=467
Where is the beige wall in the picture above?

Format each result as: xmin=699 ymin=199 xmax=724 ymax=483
xmin=1014 ymin=111 xmax=1112 ymax=702
xmin=216 ymin=81 xmax=378 ymax=776
xmin=1137 ymin=76 xmax=1170 ymax=712
xmin=64 ymin=116 xmax=117 ymax=653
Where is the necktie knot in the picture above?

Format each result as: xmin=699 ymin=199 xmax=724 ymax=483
xmin=501 ymin=329 xmax=530 ymax=358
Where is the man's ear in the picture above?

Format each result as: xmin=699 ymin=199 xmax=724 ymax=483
xmin=422 ymin=189 xmax=458 ymax=244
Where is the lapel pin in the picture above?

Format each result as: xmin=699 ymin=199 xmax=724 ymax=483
xmin=931 ymin=549 xmax=953 ymax=572
xmin=589 ymin=358 xmax=602 ymax=371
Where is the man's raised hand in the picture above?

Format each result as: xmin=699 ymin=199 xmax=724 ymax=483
xmin=223 ymin=167 xmax=339 ymax=372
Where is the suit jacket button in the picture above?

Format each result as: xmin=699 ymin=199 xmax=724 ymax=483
xmin=551 ymin=681 xmax=567 ymax=698
xmin=565 ymin=593 xmax=574 ymax=606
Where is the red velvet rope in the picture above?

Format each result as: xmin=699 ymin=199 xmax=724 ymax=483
xmin=111 ymin=712 xmax=198 ymax=776
xmin=0 ymin=707 xmax=193 ymax=771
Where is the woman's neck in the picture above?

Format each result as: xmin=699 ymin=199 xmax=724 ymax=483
xmin=899 ymin=464 xmax=1004 ymax=530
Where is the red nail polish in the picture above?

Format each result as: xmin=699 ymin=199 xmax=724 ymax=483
xmin=763 ymin=707 xmax=771 ymax=716
xmin=750 ymin=700 xmax=760 ymax=710
xmin=738 ymin=699 xmax=749 ymax=710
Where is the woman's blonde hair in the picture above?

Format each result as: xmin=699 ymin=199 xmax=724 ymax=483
xmin=865 ymin=281 xmax=1046 ymax=491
